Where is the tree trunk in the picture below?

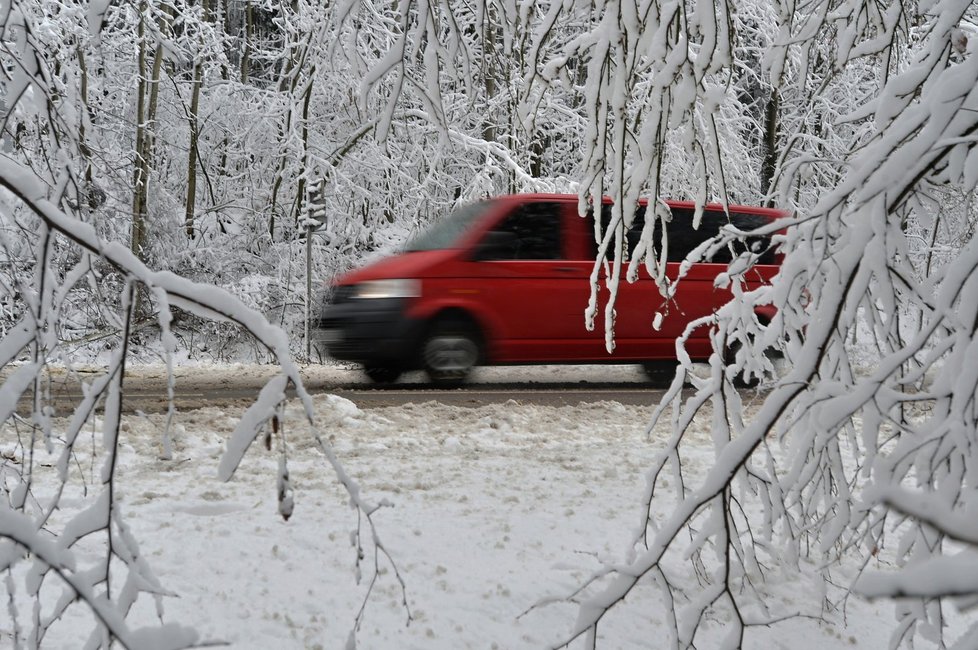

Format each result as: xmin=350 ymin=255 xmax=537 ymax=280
xmin=77 ymin=48 xmax=94 ymax=185
xmin=241 ymin=0 xmax=252 ymax=84
xmin=185 ymin=0 xmax=215 ymax=239
xmin=760 ymin=90 xmax=780 ymax=207
xmin=131 ymin=2 xmax=148 ymax=256
xmin=185 ymin=60 xmax=202 ymax=239
xmin=131 ymin=3 xmax=168 ymax=258
xmin=268 ymin=4 xmax=306 ymax=239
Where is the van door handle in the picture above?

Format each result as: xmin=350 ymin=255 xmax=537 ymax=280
xmin=555 ymin=266 xmax=578 ymax=273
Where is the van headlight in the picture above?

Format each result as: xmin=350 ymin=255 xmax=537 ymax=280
xmin=352 ymin=279 xmax=421 ymax=300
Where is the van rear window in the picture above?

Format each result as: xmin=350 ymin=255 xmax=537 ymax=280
xmin=595 ymin=204 xmax=777 ymax=264
xmin=404 ymin=201 xmax=495 ymax=252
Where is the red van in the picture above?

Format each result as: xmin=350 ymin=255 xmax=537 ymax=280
xmin=316 ymin=194 xmax=784 ymax=383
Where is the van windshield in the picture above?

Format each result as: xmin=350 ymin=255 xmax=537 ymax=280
xmin=403 ymin=200 xmax=494 ymax=252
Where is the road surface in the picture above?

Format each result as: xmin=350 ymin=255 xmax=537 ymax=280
xmin=18 ymin=363 xmax=681 ymax=414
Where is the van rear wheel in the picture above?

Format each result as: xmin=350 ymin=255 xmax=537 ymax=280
xmin=422 ymin=321 xmax=481 ymax=384
xmin=724 ymin=342 xmax=761 ymax=389
xmin=363 ymin=364 xmax=402 ymax=384
xmin=641 ymin=361 xmax=680 ymax=386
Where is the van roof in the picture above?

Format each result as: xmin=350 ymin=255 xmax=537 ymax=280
xmin=489 ymin=193 xmax=788 ymax=219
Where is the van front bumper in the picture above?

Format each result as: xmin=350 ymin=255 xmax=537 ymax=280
xmin=313 ymin=298 xmax=424 ymax=366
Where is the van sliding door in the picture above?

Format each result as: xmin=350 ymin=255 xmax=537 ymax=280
xmin=468 ymin=200 xmax=595 ymax=362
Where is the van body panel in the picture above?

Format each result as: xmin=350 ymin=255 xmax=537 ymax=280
xmin=338 ymin=249 xmax=457 ymax=285
xmin=314 ymin=297 xmax=425 ymax=365
xmin=317 ymin=194 xmax=787 ymax=378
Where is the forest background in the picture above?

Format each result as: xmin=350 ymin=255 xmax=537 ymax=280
xmin=2 ymin=0 xmax=978 ymax=648
xmin=0 ymin=0 xmax=871 ymax=361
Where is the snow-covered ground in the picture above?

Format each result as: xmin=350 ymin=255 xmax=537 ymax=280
xmin=3 ymin=363 xmax=914 ymax=648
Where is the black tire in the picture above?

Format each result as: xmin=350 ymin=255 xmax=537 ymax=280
xmin=363 ymin=365 xmax=402 ymax=384
xmin=732 ymin=368 xmax=761 ymax=389
xmin=641 ymin=361 xmax=680 ymax=386
xmin=724 ymin=342 xmax=761 ymax=389
xmin=422 ymin=320 xmax=481 ymax=384
xmin=726 ymin=315 xmax=781 ymax=388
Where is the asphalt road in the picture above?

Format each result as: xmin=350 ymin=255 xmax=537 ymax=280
xmin=15 ymin=367 xmax=676 ymax=414
xmin=319 ymin=381 xmax=670 ymax=408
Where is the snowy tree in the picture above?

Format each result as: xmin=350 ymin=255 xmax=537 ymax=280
xmin=520 ymin=0 xmax=978 ymax=647
xmin=3 ymin=0 xmax=978 ymax=646
xmin=0 ymin=2 xmax=406 ymax=646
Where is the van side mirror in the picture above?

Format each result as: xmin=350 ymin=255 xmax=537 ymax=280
xmin=471 ymin=230 xmax=517 ymax=261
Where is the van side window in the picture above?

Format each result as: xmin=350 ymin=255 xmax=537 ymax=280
xmin=663 ymin=207 xmax=700 ymax=261
xmin=722 ymin=211 xmax=776 ymax=264
xmin=679 ymin=211 xmax=773 ymax=264
xmin=483 ymin=202 xmax=563 ymax=260
xmin=593 ymin=204 xmax=649 ymax=261
xmin=595 ymin=205 xmax=773 ymax=264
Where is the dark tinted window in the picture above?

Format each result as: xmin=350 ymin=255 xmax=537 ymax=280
xmin=480 ymin=201 xmax=563 ymax=260
xmin=710 ymin=211 xmax=777 ymax=264
xmin=596 ymin=204 xmax=775 ymax=264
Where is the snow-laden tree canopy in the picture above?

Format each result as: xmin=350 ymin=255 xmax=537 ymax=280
xmin=504 ymin=0 xmax=978 ymax=646
xmin=1 ymin=0 xmax=977 ymax=647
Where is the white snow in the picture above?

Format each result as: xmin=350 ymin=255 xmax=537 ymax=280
xmin=1 ymin=362 xmax=923 ymax=649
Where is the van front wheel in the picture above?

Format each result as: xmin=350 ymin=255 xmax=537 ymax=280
xmin=422 ymin=321 xmax=481 ymax=384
